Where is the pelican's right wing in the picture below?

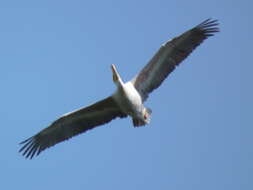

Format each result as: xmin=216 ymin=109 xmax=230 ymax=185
xmin=19 ymin=96 xmax=127 ymax=159
xmin=131 ymin=19 xmax=219 ymax=101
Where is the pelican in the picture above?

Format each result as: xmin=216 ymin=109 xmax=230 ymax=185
xmin=19 ymin=19 xmax=219 ymax=159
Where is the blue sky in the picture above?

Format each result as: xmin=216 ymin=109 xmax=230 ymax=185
xmin=0 ymin=0 xmax=249 ymax=189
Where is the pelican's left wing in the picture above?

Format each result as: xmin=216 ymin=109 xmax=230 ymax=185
xmin=132 ymin=19 xmax=219 ymax=101
xmin=19 ymin=96 xmax=126 ymax=159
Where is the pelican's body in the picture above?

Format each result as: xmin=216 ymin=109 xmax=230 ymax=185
xmin=113 ymin=82 xmax=142 ymax=116
xmin=113 ymin=81 xmax=150 ymax=126
xmin=19 ymin=19 xmax=219 ymax=159
xmin=111 ymin=64 xmax=150 ymax=126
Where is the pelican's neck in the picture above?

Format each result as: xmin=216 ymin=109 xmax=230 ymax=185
xmin=111 ymin=64 xmax=124 ymax=88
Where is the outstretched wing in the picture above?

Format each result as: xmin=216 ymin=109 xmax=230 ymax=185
xmin=19 ymin=96 xmax=126 ymax=159
xmin=132 ymin=19 xmax=219 ymax=101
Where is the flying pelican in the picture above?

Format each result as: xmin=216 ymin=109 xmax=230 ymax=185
xmin=19 ymin=19 xmax=219 ymax=159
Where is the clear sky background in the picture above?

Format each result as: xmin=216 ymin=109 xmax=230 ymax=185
xmin=0 ymin=0 xmax=249 ymax=189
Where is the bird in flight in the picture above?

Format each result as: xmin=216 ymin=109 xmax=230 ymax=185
xmin=19 ymin=19 xmax=219 ymax=159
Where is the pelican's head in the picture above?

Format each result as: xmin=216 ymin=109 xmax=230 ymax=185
xmin=111 ymin=64 xmax=123 ymax=86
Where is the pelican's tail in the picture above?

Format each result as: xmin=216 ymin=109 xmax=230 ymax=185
xmin=132 ymin=107 xmax=152 ymax=127
xmin=132 ymin=118 xmax=146 ymax=127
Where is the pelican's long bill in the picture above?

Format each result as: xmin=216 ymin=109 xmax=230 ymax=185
xmin=19 ymin=19 xmax=219 ymax=159
xmin=111 ymin=64 xmax=121 ymax=84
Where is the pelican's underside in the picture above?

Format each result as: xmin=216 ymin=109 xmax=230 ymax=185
xmin=112 ymin=80 xmax=151 ymax=127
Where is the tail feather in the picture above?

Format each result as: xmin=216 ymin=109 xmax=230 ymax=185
xmin=132 ymin=107 xmax=152 ymax=127
xmin=132 ymin=118 xmax=146 ymax=127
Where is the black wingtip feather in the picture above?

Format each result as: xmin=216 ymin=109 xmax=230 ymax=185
xmin=19 ymin=140 xmax=32 ymax=153
xmin=22 ymin=141 xmax=35 ymax=157
xmin=19 ymin=136 xmax=40 ymax=159
xmin=19 ymin=136 xmax=33 ymax=145
xmin=196 ymin=18 xmax=220 ymax=36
